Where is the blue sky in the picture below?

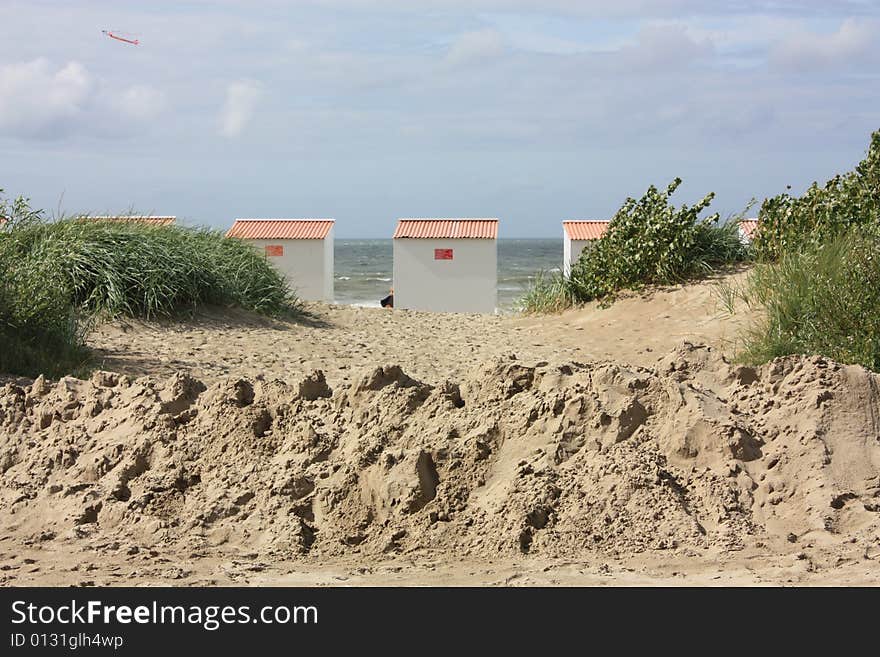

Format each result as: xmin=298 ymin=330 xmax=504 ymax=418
xmin=1 ymin=1 xmax=878 ymax=237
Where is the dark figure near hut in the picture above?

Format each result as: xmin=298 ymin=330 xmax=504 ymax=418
xmin=380 ymin=288 xmax=394 ymax=308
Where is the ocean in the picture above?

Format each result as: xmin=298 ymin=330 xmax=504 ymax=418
xmin=333 ymin=238 xmax=562 ymax=311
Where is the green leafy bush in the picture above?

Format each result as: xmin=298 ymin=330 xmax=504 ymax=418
xmin=753 ymin=130 xmax=880 ymax=261
xmin=567 ymin=178 xmax=745 ymax=301
xmin=520 ymin=178 xmax=748 ymax=312
xmin=739 ymin=226 xmax=880 ymax=372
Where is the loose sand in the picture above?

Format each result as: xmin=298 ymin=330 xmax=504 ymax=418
xmin=84 ymin=270 xmax=752 ymax=388
xmin=2 ymin=271 xmax=879 ymax=586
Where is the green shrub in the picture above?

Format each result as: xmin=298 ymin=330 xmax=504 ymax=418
xmin=753 ymin=130 xmax=880 ymax=261
xmin=739 ymin=226 xmax=880 ymax=372
xmin=520 ymin=178 xmax=748 ymax=312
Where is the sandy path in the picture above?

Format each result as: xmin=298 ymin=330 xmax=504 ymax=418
xmin=88 ymin=270 xmax=751 ymax=389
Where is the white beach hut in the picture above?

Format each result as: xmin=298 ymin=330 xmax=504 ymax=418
xmin=738 ymin=218 xmax=759 ymax=245
xmin=392 ymin=218 xmax=498 ymax=313
xmin=563 ymin=220 xmax=609 ymax=276
xmin=226 ymin=218 xmax=334 ymax=302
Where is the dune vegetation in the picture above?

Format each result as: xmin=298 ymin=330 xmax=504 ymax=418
xmin=0 ymin=192 xmax=296 ymax=378
xmin=731 ymin=130 xmax=880 ymax=372
xmin=751 ymin=130 xmax=880 ymax=261
xmin=520 ymin=177 xmax=749 ymax=313
xmin=734 ymin=227 xmax=880 ymax=371
xmin=521 ymin=128 xmax=880 ymax=373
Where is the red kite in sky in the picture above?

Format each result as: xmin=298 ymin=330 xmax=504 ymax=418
xmin=102 ymin=30 xmax=139 ymax=45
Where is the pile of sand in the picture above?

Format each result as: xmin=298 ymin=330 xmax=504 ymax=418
xmin=2 ymin=342 xmax=878 ymax=564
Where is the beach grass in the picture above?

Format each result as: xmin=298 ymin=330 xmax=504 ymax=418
xmin=516 ymin=270 xmax=577 ymax=314
xmin=0 ymin=194 xmax=298 ymax=378
xmin=737 ymin=227 xmax=880 ymax=372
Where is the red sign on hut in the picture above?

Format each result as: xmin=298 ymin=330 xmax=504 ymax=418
xmin=434 ymin=248 xmax=453 ymax=260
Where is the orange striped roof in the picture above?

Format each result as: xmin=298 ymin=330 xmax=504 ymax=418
xmin=738 ymin=218 xmax=759 ymax=239
xmin=82 ymin=215 xmax=176 ymax=226
xmin=393 ymin=218 xmax=498 ymax=239
xmin=226 ymin=219 xmax=334 ymax=240
xmin=563 ymin=220 xmax=610 ymax=240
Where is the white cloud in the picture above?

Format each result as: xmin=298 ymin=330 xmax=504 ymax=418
xmin=772 ymin=18 xmax=878 ymax=70
xmin=218 ymin=80 xmax=262 ymax=137
xmin=111 ymin=85 xmax=168 ymax=122
xmin=0 ymin=59 xmax=92 ymax=137
xmin=500 ymin=28 xmax=595 ymax=56
xmin=0 ymin=58 xmax=166 ymax=139
xmin=616 ymin=23 xmax=714 ymax=71
xmin=289 ymin=1 xmax=880 ymax=19
xmin=445 ymin=29 xmax=505 ymax=67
